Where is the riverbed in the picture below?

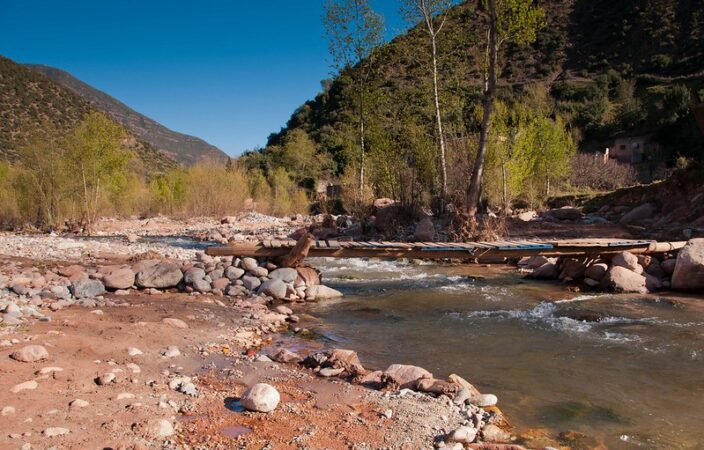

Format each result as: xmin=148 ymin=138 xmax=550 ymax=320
xmin=304 ymin=257 xmax=704 ymax=449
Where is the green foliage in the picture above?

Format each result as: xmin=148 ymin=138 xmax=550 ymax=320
xmin=496 ymin=0 xmax=546 ymax=47
xmin=0 ymin=115 xmax=311 ymax=229
xmin=63 ymin=112 xmax=131 ymax=223
xmin=323 ymin=0 xmax=385 ymax=70
xmin=484 ymin=92 xmax=576 ymax=208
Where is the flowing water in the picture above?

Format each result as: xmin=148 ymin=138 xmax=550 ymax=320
xmin=303 ymin=258 xmax=704 ymax=449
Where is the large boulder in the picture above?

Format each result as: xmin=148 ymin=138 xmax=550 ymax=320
xmin=10 ymin=345 xmax=49 ymax=363
xmin=241 ymin=257 xmax=259 ymax=272
xmin=584 ymin=262 xmax=608 ymax=281
xmin=619 ymin=203 xmax=658 ymax=226
xmin=601 ymin=266 xmax=648 ymax=294
xmin=661 ymin=258 xmax=677 ymax=275
xmin=559 ymin=258 xmax=586 ymax=281
xmin=103 ymin=267 xmax=135 ymax=290
xmin=305 ymin=285 xmax=343 ymax=300
xmin=268 ymin=268 xmax=298 ymax=283
xmin=258 ymin=279 xmax=287 ymax=300
xmin=225 ymin=266 xmax=245 ymax=281
xmin=240 ymin=383 xmax=280 ymax=413
xmin=611 ymin=251 xmax=639 ymax=271
xmin=183 ymin=267 xmax=206 ymax=284
xmin=547 ymin=207 xmax=581 ymax=221
xmin=242 ymin=275 xmax=261 ymax=291
xmin=296 ymin=267 xmax=320 ymax=287
xmin=384 ymin=364 xmax=433 ymax=389
xmin=71 ymin=279 xmax=106 ymax=298
xmin=526 ymin=263 xmax=558 ymax=280
xmin=414 ymin=218 xmax=435 ymax=241
xmin=672 ymin=239 xmax=704 ymax=290
xmin=136 ymin=262 xmax=183 ymax=289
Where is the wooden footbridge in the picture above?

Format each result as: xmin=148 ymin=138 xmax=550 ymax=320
xmin=206 ymin=237 xmax=685 ymax=262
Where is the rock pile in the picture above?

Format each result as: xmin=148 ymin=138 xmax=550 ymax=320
xmin=274 ymin=347 xmax=510 ymax=446
xmin=0 ymin=252 xmax=343 ymax=327
xmin=522 ymin=239 xmax=704 ymax=293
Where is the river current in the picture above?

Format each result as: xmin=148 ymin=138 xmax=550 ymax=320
xmin=303 ymin=257 xmax=704 ymax=449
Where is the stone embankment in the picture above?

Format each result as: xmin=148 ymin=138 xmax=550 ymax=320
xmin=522 ymin=238 xmax=704 ymax=293
xmin=0 ymin=253 xmax=344 ymax=327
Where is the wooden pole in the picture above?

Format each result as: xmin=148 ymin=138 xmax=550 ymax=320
xmin=278 ymin=233 xmax=315 ymax=268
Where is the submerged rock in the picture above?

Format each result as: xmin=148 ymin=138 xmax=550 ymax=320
xmin=305 ymin=285 xmax=343 ymax=300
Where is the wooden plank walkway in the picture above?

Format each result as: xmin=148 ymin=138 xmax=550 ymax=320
xmin=206 ymin=238 xmax=686 ymax=260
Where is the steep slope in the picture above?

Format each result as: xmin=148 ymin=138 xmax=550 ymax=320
xmin=26 ymin=64 xmax=229 ymax=165
xmin=259 ymin=0 xmax=704 ymax=173
xmin=0 ymin=55 xmax=176 ymax=172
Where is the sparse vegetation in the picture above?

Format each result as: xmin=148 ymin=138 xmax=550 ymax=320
xmin=0 ymin=114 xmax=310 ymax=230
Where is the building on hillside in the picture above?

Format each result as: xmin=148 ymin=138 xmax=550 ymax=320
xmin=608 ymin=135 xmax=659 ymax=164
xmin=315 ymin=178 xmax=342 ymax=201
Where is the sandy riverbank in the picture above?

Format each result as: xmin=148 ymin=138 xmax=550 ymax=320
xmin=0 ymin=224 xmax=528 ymax=450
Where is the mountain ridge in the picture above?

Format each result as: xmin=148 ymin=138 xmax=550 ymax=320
xmin=26 ymin=63 xmax=229 ymax=165
xmin=0 ymin=55 xmax=176 ymax=172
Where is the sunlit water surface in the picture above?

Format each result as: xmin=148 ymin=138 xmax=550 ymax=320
xmin=302 ymin=257 xmax=704 ymax=449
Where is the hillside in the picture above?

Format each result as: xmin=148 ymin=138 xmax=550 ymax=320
xmin=253 ymin=0 xmax=704 ymax=183
xmin=27 ymin=64 xmax=229 ymax=165
xmin=0 ymin=55 xmax=176 ymax=172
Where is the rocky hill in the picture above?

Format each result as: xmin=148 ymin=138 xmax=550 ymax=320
xmin=259 ymin=0 xmax=704 ymax=175
xmin=0 ymin=56 xmax=176 ymax=172
xmin=27 ymin=63 xmax=229 ymax=165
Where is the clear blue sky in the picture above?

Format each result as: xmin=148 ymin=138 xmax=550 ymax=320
xmin=0 ymin=0 xmax=408 ymax=156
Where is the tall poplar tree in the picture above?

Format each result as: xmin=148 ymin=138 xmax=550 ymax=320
xmin=466 ymin=0 xmax=544 ymax=217
xmin=323 ymin=0 xmax=385 ymax=202
xmin=401 ymin=0 xmax=456 ymax=203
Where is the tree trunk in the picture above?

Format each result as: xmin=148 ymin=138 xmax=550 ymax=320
xmin=501 ymin=162 xmax=507 ymax=210
xmin=279 ymin=233 xmax=315 ymax=268
xmin=358 ymin=72 xmax=366 ymax=204
xmin=431 ymin=33 xmax=447 ymax=202
xmin=466 ymin=0 xmax=498 ymax=217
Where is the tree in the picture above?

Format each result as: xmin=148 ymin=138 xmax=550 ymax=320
xmin=323 ymin=0 xmax=385 ymax=202
xmin=17 ymin=126 xmax=67 ymax=226
xmin=63 ymin=112 xmax=131 ymax=225
xmin=465 ymin=0 xmax=545 ymax=217
xmin=401 ymin=0 xmax=457 ymax=203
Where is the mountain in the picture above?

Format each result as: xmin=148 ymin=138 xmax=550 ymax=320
xmin=254 ymin=0 xmax=704 ymax=177
xmin=27 ymin=64 xmax=229 ymax=165
xmin=0 ymin=55 xmax=175 ymax=172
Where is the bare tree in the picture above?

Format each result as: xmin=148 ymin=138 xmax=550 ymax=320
xmin=401 ymin=0 xmax=456 ymax=204
xmin=323 ymin=0 xmax=385 ymax=203
xmin=466 ymin=0 xmax=544 ymax=217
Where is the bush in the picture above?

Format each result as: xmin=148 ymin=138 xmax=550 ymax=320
xmin=570 ymin=152 xmax=638 ymax=191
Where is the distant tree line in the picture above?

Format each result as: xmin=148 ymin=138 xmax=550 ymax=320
xmin=0 ymin=112 xmax=309 ymax=229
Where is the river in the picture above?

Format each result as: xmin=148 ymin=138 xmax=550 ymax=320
xmin=303 ymin=257 xmax=704 ymax=449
